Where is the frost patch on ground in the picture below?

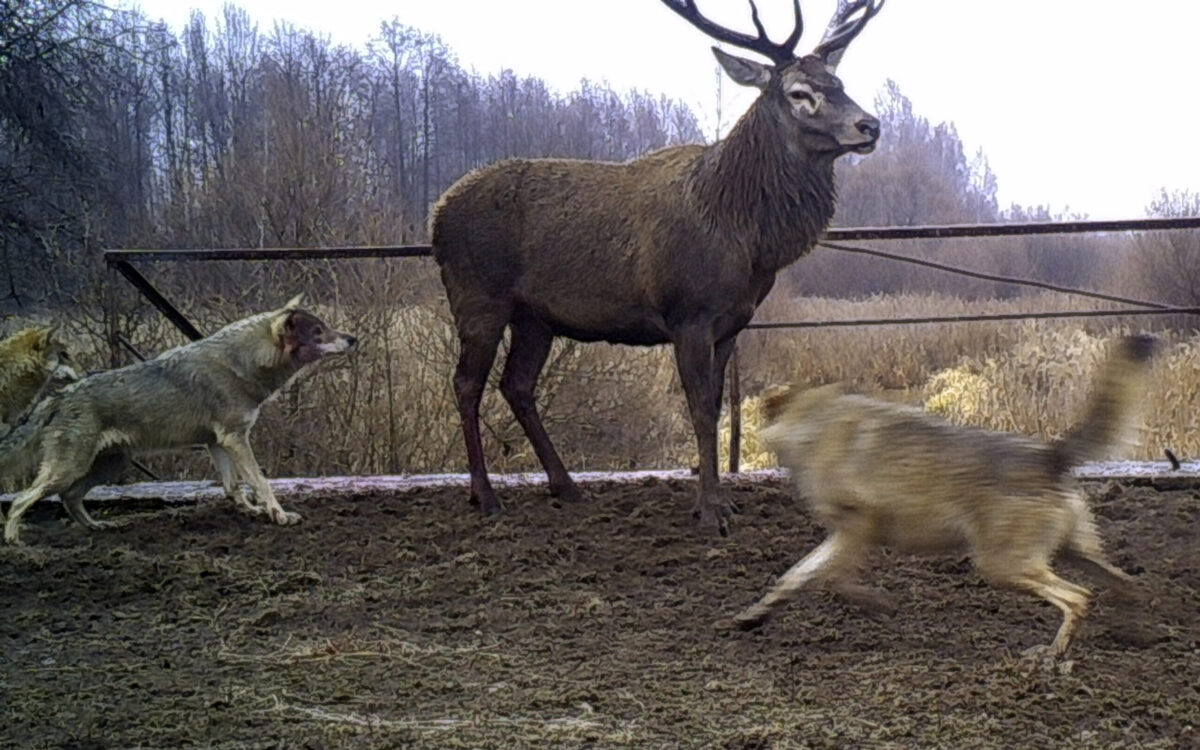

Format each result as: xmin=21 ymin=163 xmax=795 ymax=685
xmin=3 ymin=459 xmax=1197 ymax=507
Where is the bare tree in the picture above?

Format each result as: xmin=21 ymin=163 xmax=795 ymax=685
xmin=1135 ymin=188 xmax=1200 ymax=309
xmin=430 ymin=0 xmax=884 ymax=533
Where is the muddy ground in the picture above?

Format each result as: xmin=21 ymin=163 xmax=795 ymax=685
xmin=1 ymin=477 xmax=1197 ymax=749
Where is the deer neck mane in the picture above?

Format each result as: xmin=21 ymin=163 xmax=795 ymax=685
xmin=692 ymin=100 xmax=837 ymax=272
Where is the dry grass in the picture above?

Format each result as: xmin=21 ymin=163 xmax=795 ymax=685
xmin=721 ymin=292 xmax=1193 ymax=469
xmin=6 ymin=272 xmax=1196 ymax=482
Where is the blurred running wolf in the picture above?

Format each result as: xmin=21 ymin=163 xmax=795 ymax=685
xmin=0 ymin=325 xmax=79 ymax=432
xmin=734 ymin=335 xmax=1156 ymax=661
xmin=0 ymin=295 xmax=356 ymax=545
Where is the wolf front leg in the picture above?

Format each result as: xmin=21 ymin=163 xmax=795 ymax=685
xmin=734 ymin=533 xmax=856 ymax=629
xmin=214 ymin=430 xmax=301 ymax=525
xmin=209 ymin=445 xmax=263 ymax=516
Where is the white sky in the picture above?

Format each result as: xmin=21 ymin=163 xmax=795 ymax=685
xmin=122 ymin=0 xmax=1200 ymax=219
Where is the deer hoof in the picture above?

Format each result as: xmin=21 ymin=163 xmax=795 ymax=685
xmin=694 ymin=496 xmax=735 ymax=535
xmin=471 ymin=490 xmax=502 ymax=516
xmin=550 ymin=482 xmax=587 ymax=504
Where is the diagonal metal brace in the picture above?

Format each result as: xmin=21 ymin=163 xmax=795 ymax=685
xmin=110 ymin=260 xmax=204 ymax=342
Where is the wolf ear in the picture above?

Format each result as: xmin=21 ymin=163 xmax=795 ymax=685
xmin=270 ymin=310 xmax=295 ymax=342
xmin=760 ymin=384 xmax=795 ymax=424
xmin=31 ymin=326 xmax=52 ymax=350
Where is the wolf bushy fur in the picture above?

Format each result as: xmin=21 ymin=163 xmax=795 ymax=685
xmin=736 ymin=335 xmax=1157 ymax=661
xmin=0 ymin=295 xmax=355 ymax=544
xmin=0 ymin=326 xmax=77 ymax=432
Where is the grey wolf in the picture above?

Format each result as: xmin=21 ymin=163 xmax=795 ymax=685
xmin=429 ymin=0 xmax=882 ymax=533
xmin=0 ymin=295 xmax=355 ymax=544
xmin=734 ymin=335 xmax=1156 ymax=661
xmin=0 ymin=325 xmax=79 ymax=432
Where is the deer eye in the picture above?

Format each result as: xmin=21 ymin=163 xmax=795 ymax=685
xmin=788 ymin=88 xmax=816 ymax=106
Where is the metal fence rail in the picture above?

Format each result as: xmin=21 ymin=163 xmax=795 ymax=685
xmin=103 ymin=216 xmax=1200 ymax=473
xmin=104 ymin=216 xmax=1200 ymax=341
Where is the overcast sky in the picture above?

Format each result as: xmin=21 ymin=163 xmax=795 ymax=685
xmin=120 ymin=0 xmax=1199 ymax=219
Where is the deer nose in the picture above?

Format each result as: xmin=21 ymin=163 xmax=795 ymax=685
xmin=345 ymin=335 xmax=358 ymax=348
xmin=856 ymin=116 xmax=880 ymax=141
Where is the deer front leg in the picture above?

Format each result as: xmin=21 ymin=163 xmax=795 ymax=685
xmin=673 ymin=323 xmax=732 ymax=535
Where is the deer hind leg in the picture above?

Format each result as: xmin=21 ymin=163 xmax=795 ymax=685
xmin=499 ymin=313 xmax=583 ymax=503
xmin=451 ymin=302 xmax=510 ymax=514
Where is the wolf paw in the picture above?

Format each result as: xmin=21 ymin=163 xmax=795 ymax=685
xmin=233 ymin=501 xmax=266 ymax=517
xmin=269 ymin=508 xmax=302 ymax=526
xmin=730 ymin=607 xmax=771 ymax=631
xmin=835 ymin=583 xmax=898 ymax=616
xmin=1021 ymin=644 xmax=1073 ymax=674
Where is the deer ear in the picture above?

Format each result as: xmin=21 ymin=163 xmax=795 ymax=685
xmin=712 ymin=47 xmax=771 ymax=89
xmin=282 ymin=293 xmax=304 ymax=310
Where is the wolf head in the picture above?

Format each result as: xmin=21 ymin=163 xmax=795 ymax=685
xmin=269 ymin=294 xmax=357 ymax=365
xmin=758 ymin=381 xmax=849 ymax=462
xmin=6 ymin=326 xmax=79 ymax=382
xmin=760 ymin=382 xmax=846 ymax=426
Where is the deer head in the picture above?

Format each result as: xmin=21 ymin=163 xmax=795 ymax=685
xmin=662 ymin=0 xmax=883 ymax=156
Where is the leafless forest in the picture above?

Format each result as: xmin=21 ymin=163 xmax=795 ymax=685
xmin=3 ymin=5 xmax=1199 ymax=746
xmin=3 ymin=0 xmax=1198 ymax=481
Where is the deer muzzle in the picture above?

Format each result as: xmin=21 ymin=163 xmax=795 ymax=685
xmin=851 ymin=115 xmax=880 ymax=153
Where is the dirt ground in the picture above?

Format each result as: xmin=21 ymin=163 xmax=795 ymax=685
xmin=1 ymin=477 xmax=1197 ymax=749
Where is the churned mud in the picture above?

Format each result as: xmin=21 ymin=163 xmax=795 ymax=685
xmin=1 ymin=477 xmax=1197 ymax=748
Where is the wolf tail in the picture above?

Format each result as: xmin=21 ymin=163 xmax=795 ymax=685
xmin=0 ymin=396 xmax=52 ymax=488
xmin=1050 ymin=335 xmax=1157 ymax=471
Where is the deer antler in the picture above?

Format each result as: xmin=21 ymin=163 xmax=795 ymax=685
xmin=660 ymin=0 xmax=804 ymax=66
xmin=813 ymin=0 xmax=883 ymax=69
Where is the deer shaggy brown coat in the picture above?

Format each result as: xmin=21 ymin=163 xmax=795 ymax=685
xmin=431 ymin=0 xmax=884 ymax=533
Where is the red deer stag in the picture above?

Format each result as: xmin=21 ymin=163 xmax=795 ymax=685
xmin=430 ymin=0 xmax=884 ymax=533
